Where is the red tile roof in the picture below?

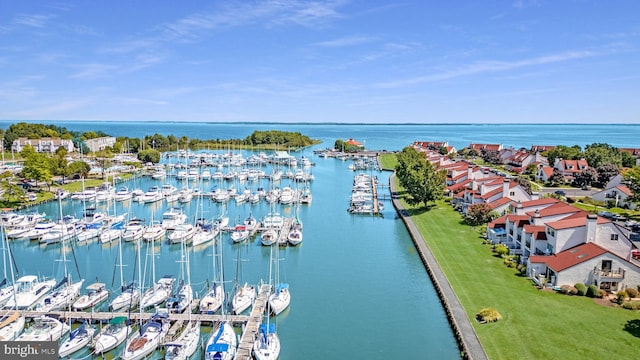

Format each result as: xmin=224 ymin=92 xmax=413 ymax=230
xmin=547 ymin=215 xmax=610 ymax=230
xmin=517 ymin=197 xmax=560 ymax=208
xmin=523 ymin=225 xmax=547 ymax=240
xmin=525 ymin=203 xmax=582 ymax=218
xmin=531 ymin=145 xmax=556 ymax=153
xmin=616 ymin=185 xmax=633 ymax=196
xmin=346 ymin=138 xmax=363 ymax=146
xmin=488 ymin=197 xmax=512 ymax=209
xmin=529 ymin=243 xmax=607 ymax=272
xmin=488 ymin=214 xmax=508 ymax=228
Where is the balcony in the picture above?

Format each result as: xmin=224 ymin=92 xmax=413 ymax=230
xmin=593 ymin=267 xmax=625 ymax=282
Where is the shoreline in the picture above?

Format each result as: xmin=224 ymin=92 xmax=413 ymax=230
xmin=388 ymin=172 xmax=488 ymax=360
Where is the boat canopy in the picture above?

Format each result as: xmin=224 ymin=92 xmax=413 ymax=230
xmin=52 ymin=276 xmax=69 ymax=291
xmin=206 ymin=323 xmax=230 ymax=353
xmin=259 ymin=323 xmax=276 ymax=334
xmin=86 ymin=282 xmax=106 ymax=291
xmin=110 ymin=316 xmax=127 ymax=325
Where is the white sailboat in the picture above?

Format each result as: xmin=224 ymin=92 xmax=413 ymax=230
xmin=166 ymin=240 xmax=193 ymax=313
xmin=204 ymin=321 xmax=237 ymax=360
xmin=109 ymin=234 xmax=140 ymax=311
xmin=164 ymin=236 xmax=200 ymax=359
xmin=0 ymin=311 xmax=25 ymax=341
xmin=72 ymin=282 xmax=109 ymax=310
xmin=140 ymin=237 xmax=174 ymax=309
xmin=268 ymin=245 xmax=290 ymax=316
xmin=92 ymin=316 xmax=132 ymax=355
xmin=58 ymin=321 xmax=96 ymax=358
xmin=232 ymin=247 xmax=256 ymax=315
xmin=199 ymin=229 xmax=224 ymax=314
xmin=253 ymin=245 xmax=281 ymax=360
xmin=121 ymin=311 xmax=169 ymax=360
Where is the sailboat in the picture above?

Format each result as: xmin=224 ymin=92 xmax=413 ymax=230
xmin=38 ymin=197 xmax=84 ymax=312
xmin=287 ymin=207 xmax=303 ymax=246
xmin=164 ymin=239 xmax=200 ymax=359
xmin=253 ymin=246 xmax=281 ymax=360
xmin=231 ymin=246 xmax=256 ymax=315
xmin=192 ymin=181 xmax=217 ymax=246
xmin=268 ymin=245 xmax=290 ymax=316
xmin=58 ymin=321 xmax=96 ymax=358
xmin=204 ymin=320 xmax=237 ymax=360
xmin=109 ymin=233 xmax=140 ymax=311
xmin=121 ymin=238 xmax=169 ymax=360
xmin=199 ymin=229 xmax=224 ymax=314
xmin=0 ymin=225 xmax=24 ymax=341
xmin=92 ymin=316 xmax=132 ymax=355
xmin=72 ymin=282 xmax=109 ymax=310
xmin=166 ymin=239 xmax=193 ymax=313
xmin=140 ymin=237 xmax=174 ymax=309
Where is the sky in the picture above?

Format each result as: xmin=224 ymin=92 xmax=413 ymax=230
xmin=0 ymin=1 xmax=639 ymax=124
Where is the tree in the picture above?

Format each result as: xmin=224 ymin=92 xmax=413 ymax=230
xmin=548 ymin=169 xmax=565 ymax=187
xmin=0 ymin=171 xmax=24 ymax=205
xmin=465 ymin=203 xmax=495 ymax=226
xmin=395 ymin=146 xmax=445 ymax=208
xmin=20 ymin=146 xmax=52 ymax=187
xmin=545 ymin=145 xmax=582 ymax=165
xmin=595 ymin=163 xmax=620 ymax=188
xmin=584 ymin=143 xmax=623 ymax=168
xmin=94 ymin=149 xmax=114 ymax=179
xmin=482 ymin=150 xmax=502 ymax=165
xmin=621 ymin=151 xmax=636 ymax=168
xmin=572 ymin=167 xmax=597 ymax=188
xmin=623 ymin=166 xmax=640 ymax=203
xmin=66 ymin=161 xmax=90 ymax=179
xmin=137 ymin=149 xmax=161 ymax=164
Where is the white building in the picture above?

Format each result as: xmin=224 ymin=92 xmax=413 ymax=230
xmin=84 ymin=136 xmax=116 ymax=153
xmin=11 ymin=137 xmax=74 ymax=153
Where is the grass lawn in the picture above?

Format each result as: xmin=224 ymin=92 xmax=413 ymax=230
xmin=401 ymin=197 xmax=640 ymax=359
xmin=378 ymin=153 xmax=397 ymax=171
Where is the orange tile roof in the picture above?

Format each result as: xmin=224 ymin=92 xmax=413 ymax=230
xmin=517 ymin=197 xmax=560 ymax=208
xmin=547 ymin=215 xmax=610 ymax=230
xmin=526 ymin=203 xmax=582 ymax=218
xmin=529 ymin=243 xmax=607 ymax=272
xmin=488 ymin=197 xmax=512 ymax=209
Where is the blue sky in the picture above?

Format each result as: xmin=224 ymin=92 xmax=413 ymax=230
xmin=0 ymin=1 xmax=638 ymax=123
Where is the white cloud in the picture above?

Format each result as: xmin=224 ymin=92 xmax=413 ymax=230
xmin=71 ymin=63 xmax=117 ymax=79
xmin=13 ymin=14 xmax=56 ymax=28
xmin=376 ymin=50 xmax=598 ymax=88
xmin=313 ymin=35 xmax=376 ymax=47
xmin=512 ymin=0 xmax=541 ymax=9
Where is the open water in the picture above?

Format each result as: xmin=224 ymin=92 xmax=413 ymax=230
xmin=3 ymin=122 xmax=639 ymax=359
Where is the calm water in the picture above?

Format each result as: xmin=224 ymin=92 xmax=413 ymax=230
xmin=4 ymin=122 xmax=638 ymax=359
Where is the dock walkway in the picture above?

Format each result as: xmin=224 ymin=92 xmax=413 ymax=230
xmin=234 ymin=283 xmax=271 ymax=360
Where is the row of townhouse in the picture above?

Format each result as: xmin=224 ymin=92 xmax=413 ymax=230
xmin=11 ymin=137 xmax=75 ymax=153
xmin=411 ymin=141 xmax=457 ymax=155
xmin=486 ymin=198 xmax=640 ymax=292
xmin=536 ymin=158 xmax=590 ymax=182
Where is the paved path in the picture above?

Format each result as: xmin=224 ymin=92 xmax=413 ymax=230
xmin=389 ymin=174 xmax=488 ymax=360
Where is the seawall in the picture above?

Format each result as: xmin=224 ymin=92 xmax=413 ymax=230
xmin=388 ymin=172 xmax=488 ymax=360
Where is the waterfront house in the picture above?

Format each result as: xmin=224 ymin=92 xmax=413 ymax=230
xmin=412 ymin=141 xmax=457 ymax=155
xmin=11 ymin=137 xmax=75 ymax=153
xmin=528 ymin=242 xmax=640 ymax=291
xmin=531 ymin=145 xmax=556 ymax=153
xmin=591 ymin=184 xmax=636 ymax=210
xmin=467 ymin=143 xmax=503 ymax=153
xmin=620 ymin=148 xmax=640 ymax=166
xmin=535 ymin=165 xmax=555 ymax=183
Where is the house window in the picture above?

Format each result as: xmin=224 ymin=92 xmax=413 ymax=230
xmin=509 ymin=191 xmax=515 ymax=196
xmin=611 ymin=234 xmax=619 ymax=241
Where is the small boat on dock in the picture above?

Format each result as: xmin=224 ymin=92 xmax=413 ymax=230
xmin=72 ymin=282 xmax=109 ymax=310
xmin=15 ymin=315 xmax=70 ymax=341
xmin=92 ymin=316 xmax=132 ymax=355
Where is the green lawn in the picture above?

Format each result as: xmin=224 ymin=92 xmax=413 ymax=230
xmin=403 ymin=198 xmax=640 ymax=359
xmin=378 ymin=153 xmax=397 ymax=171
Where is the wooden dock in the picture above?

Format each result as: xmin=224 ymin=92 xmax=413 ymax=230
xmin=372 ymin=176 xmax=379 ymax=214
xmin=277 ymin=218 xmax=293 ymax=246
xmin=234 ymin=283 xmax=271 ymax=360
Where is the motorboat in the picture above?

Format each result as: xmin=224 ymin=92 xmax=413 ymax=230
xmin=131 ymin=189 xmax=144 ymax=202
xmin=39 ymin=223 xmax=75 ymax=245
xmin=279 ymin=186 xmax=294 ymax=205
xmin=72 ymin=282 xmax=109 ymax=310
xmin=122 ymin=218 xmax=145 ymax=242
xmin=151 ymin=168 xmax=166 ymax=179
xmin=27 ymin=222 xmax=57 ymax=245
xmin=54 ymin=189 xmax=70 ymax=200
xmin=72 ymin=188 xmax=97 ymax=201
xmin=5 ymin=275 xmax=56 ymax=310
xmin=232 ymin=284 xmax=256 ymax=314
xmin=161 ymin=207 xmax=186 ymax=230
xmin=142 ymin=186 xmax=163 ymax=204
xmin=115 ymin=186 xmax=132 ymax=202
xmin=167 ymin=223 xmax=196 ymax=244
xmin=15 ymin=315 xmax=70 ymax=342
xmin=262 ymin=212 xmax=284 ymax=229
xmin=200 ymin=169 xmax=211 ymax=180
xmin=81 ymin=207 xmax=107 ymax=226
xmin=93 ymin=316 xmax=132 ymax=355
xmin=58 ymin=322 xmax=96 ymax=358
xmin=75 ymin=223 xmax=101 ymax=242
xmin=142 ymin=221 xmax=166 ymax=242
xmin=95 ymin=182 xmax=115 ymax=202
xmin=178 ymin=188 xmax=194 ymax=203
xmin=204 ymin=321 xmax=237 ymax=360
xmin=161 ymin=184 xmax=179 ymax=201
xmin=99 ymin=222 xmax=124 ymax=244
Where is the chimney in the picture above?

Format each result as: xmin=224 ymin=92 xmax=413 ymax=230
xmin=503 ymin=179 xmax=510 ymax=198
xmin=586 ymin=214 xmax=598 ymax=243
xmin=467 ymin=166 xmax=473 ymax=180
xmin=530 ymin=192 xmax=540 ymax=201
